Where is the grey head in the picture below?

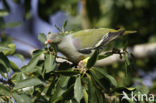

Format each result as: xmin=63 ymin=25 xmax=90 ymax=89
xmin=45 ymin=33 xmax=62 ymax=44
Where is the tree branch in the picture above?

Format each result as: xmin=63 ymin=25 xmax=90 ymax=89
xmin=95 ymin=43 xmax=156 ymax=67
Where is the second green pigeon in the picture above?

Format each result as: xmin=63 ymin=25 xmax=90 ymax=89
xmin=45 ymin=28 xmax=136 ymax=63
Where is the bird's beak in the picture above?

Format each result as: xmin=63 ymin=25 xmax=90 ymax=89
xmin=45 ymin=40 xmax=51 ymax=44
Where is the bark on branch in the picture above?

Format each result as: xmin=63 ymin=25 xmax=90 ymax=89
xmin=95 ymin=43 xmax=156 ymax=67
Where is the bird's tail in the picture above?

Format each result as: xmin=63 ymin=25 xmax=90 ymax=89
xmin=123 ymin=30 xmax=137 ymax=35
xmin=117 ymin=27 xmax=137 ymax=35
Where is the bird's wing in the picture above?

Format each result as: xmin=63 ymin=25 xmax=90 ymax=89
xmin=71 ymin=28 xmax=117 ymax=49
xmin=94 ymin=30 xmax=125 ymax=50
xmin=71 ymin=28 xmax=125 ymax=54
xmin=78 ymin=48 xmax=93 ymax=54
xmin=71 ymin=37 xmax=93 ymax=54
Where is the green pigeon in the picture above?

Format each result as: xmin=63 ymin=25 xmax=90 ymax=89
xmin=45 ymin=28 xmax=136 ymax=63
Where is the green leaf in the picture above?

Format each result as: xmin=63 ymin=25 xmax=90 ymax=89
xmin=46 ymin=77 xmax=57 ymax=96
xmin=44 ymin=53 xmax=56 ymax=73
xmin=55 ymin=24 xmax=62 ymax=32
xmin=114 ymin=87 xmax=136 ymax=94
xmin=53 ymin=70 xmax=80 ymax=76
xmin=124 ymin=54 xmax=130 ymax=65
xmin=0 ymin=64 xmax=8 ymax=78
xmin=13 ymin=77 xmax=43 ymax=90
xmin=61 ymin=84 xmax=74 ymax=100
xmin=14 ymin=53 xmax=25 ymax=61
xmin=52 ymin=84 xmax=74 ymax=103
xmin=0 ymin=98 xmax=6 ymax=103
xmin=135 ymin=85 xmax=149 ymax=94
xmin=9 ymin=60 xmax=20 ymax=72
xmin=0 ymin=44 xmax=16 ymax=55
xmin=0 ymin=84 xmax=10 ymax=96
xmin=83 ymin=88 xmax=88 ymax=103
xmin=0 ymin=10 xmax=9 ymax=17
xmin=34 ymin=66 xmax=44 ymax=76
xmin=13 ymin=92 xmax=32 ymax=103
xmin=21 ymin=50 xmax=43 ymax=72
xmin=63 ymin=20 xmax=68 ymax=29
xmin=51 ymin=75 xmax=70 ymax=102
xmin=87 ymin=50 xmax=99 ymax=68
xmin=74 ymin=76 xmax=83 ymax=103
xmin=3 ymin=44 xmax=16 ymax=55
xmin=0 ymin=52 xmax=11 ymax=74
xmin=90 ymin=69 xmax=105 ymax=89
xmin=32 ymin=49 xmax=44 ymax=57
xmin=95 ymin=89 xmax=105 ymax=103
xmin=62 ymin=20 xmax=68 ymax=32
xmin=92 ymin=68 xmax=117 ymax=87
xmin=123 ymin=54 xmax=130 ymax=76
xmin=0 ymin=52 xmax=10 ymax=67
xmin=58 ymin=62 xmax=72 ymax=70
xmin=38 ymin=33 xmax=47 ymax=44
xmin=11 ymin=72 xmax=28 ymax=84
xmin=127 ymin=87 xmax=136 ymax=91
xmin=87 ymin=74 xmax=98 ymax=103
xmin=98 ymin=52 xmax=113 ymax=60
xmin=87 ymin=75 xmax=106 ymax=103
xmin=0 ymin=46 xmax=12 ymax=52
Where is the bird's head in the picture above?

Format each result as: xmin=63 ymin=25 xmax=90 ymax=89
xmin=45 ymin=33 xmax=62 ymax=44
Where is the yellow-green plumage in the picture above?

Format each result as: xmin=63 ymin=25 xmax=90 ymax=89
xmin=71 ymin=28 xmax=135 ymax=49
